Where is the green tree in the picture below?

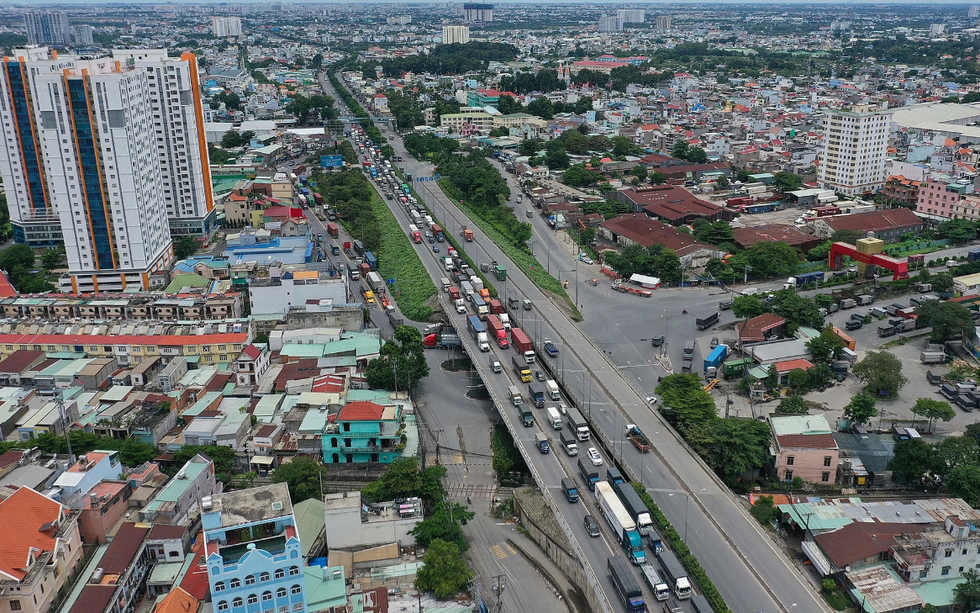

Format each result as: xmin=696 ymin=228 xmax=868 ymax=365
xmin=931 ymin=272 xmax=954 ymax=293
xmin=209 ymin=144 xmax=233 ymax=165
xmin=750 ymin=495 xmax=778 ymax=525
xmin=544 ymin=145 xmax=570 ymax=170
xmin=41 ymin=247 xmax=65 ymax=270
xmin=772 ymin=171 xmax=803 ymax=192
xmin=806 ymin=240 xmax=833 ymax=263
xmin=362 ymin=458 xmax=447 ymax=504
xmin=686 ymin=146 xmax=708 ymax=164
xmin=562 ymin=164 xmax=601 ymax=188
xmin=655 ymin=374 xmax=716 ymax=434
xmin=415 ymin=539 xmax=474 ymax=598
xmin=173 ymin=236 xmax=199 ymax=260
xmin=0 ymin=244 xmax=35 ymax=273
xmin=272 ymin=457 xmax=327 ymax=503
xmin=692 ymin=219 xmax=734 ymax=247
xmin=526 ymin=96 xmax=555 ymax=119
xmin=933 ymin=436 xmax=980 ymax=480
xmin=671 ymin=140 xmax=689 ymax=160
xmin=732 ymin=295 xmax=767 ymax=319
xmin=558 ymin=130 xmax=591 ymax=155
xmin=769 ymin=290 xmax=824 ymax=330
xmin=496 ymin=94 xmax=524 ymax=115
xmin=611 ymin=136 xmax=637 ymax=158
xmin=687 ymin=418 xmax=770 ymax=484
xmin=910 ymin=398 xmax=955 ymax=432
xmin=716 ymin=174 xmax=730 ymax=190
xmin=888 ymin=438 xmax=935 ymax=482
xmin=630 ymin=165 xmax=647 ymax=182
xmin=170 ymin=445 xmax=237 ymax=482
xmin=805 ymin=324 xmax=846 ymax=363
xmin=938 ymin=218 xmax=977 ymax=244
xmin=915 ymin=299 xmax=974 ymax=342
xmin=411 ymin=500 xmax=475 ymax=550
xmin=954 ymin=569 xmax=980 ymax=612
xmin=787 ymin=368 xmax=811 ymax=392
xmin=519 ymin=138 xmax=543 ymax=157
xmin=852 ymin=350 xmax=908 ymax=395
xmin=947 ymin=464 xmax=980 ymax=507
xmin=117 ymin=439 xmax=158 ymax=467
xmin=843 ymin=393 xmax=877 ymax=426
xmin=776 ymin=396 xmax=809 ymax=415
xmin=220 ymin=130 xmax=254 ymax=148
xmin=735 ymin=242 xmax=801 ymax=279
xmin=649 ymin=171 xmax=667 ymax=185
xmin=365 ymin=326 xmax=430 ymax=392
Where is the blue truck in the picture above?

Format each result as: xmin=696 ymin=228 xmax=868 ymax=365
xmin=608 ymin=556 xmax=646 ymax=613
xmin=363 ymin=251 xmax=378 ymax=271
xmin=703 ymin=344 xmax=729 ymax=376
xmin=466 ymin=315 xmax=485 ymax=339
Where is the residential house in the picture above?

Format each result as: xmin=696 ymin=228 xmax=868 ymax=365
xmin=322 ymin=401 xmax=405 ymax=464
xmin=138 ymin=454 xmax=221 ymax=526
xmin=770 ymin=415 xmax=839 ymax=484
xmin=881 ymin=175 xmax=922 ymax=209
xmin=78 ymin=480 xmax=132 ymax=544
xmin=67 ymin=522 xmax=151 ymax=613
xmin=53 ymin=451 xmax=123 ymax=509
xmin=235 ymin=344 xmax=271 ymax=386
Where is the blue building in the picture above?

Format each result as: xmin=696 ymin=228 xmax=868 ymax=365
xmin=203 ymin=483 xmax=308 ymax=613
xmin=322 ymin=401 xmax=405 ymax=464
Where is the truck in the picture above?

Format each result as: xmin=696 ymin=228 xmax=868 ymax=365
xmin=608 ymin=556 xmax=646 ymax=613
xmin=366 ymin=271 xmax=385 ymax=293
xmin=795 ymin=271 xmax=825 ymax=286
xmin=703 ymin=344 xmax=729 ymax=378
xmin=466 ymin=315 xmax=485 ymax=339
xmin=607 ymin=467 xmax=625 ymax=486
xmin=430 ymin=223 xmax=444 ymax=241
xmin=528 ymin=382 xmax=545 ymax=408
xmin=696 ymin=312 xmax=720 ymax=330
xmin=691 ymin=594 xmax=714 ymax=613
xmin=565 ymin=405 xmax=591 ymax=441
xmin=489 ymin=356 xmax=502 ymax=373
xmin=511 ymin=328 xmax=535 ymax=363
xmin=535 ymin=432 xmax=550 ymax=454
xmin=326 ymin=222 xmax=339 ymax=237
xmin=578 ymin=458 xmax=599 ymax=490
xmin=409 ymin=224 xmax=422 ymax=244
xmin=970 ymin=249 xmax=980 ymax=262
xmin=718 ymin=299 xmax=733 ymax=310
xmin=486 ymin=315 xmax=509 ymax=348
xmin=682 ymin=340 xmax=695 ymax=372
xmin=472 ymin=295 xmax=490 ymax=320
xmin=595 ymin=481 xmax=646 ymax=565
xmin=499 ymin=313 xmax=512 ymax=331
xmin=612 ymin=279 xmax=653 ymax=297
xmin=613 ymin=480 xmax=654 ymax=536
xmin=476 ymin=332 xmax=490 ymax=352
xmin=857 ymin=294 xmax=874 ymax=306
xmin=640 ymin=564 xmax=671 ymax=602
xmin=488 ymin=298 xmax=503 ymax=315
xmin=656 ymin=548 xmax=692 ymax=599
xmin=840 ymin=298 xmax=857 ymax=309
xmin=508 ymin=385 xmax=523 ymax=407
xmin=493 ymin=264 xmax=507 ymax=281
xmin=545 ymin=379 xmax=560 ymax=401
xmin=921 ymin=349 xmax=947 ymax=364
xmin=546 ymin=406 xmax=562 ymax=430
xmin=559 ymin=429 xmax=579 ymax=455
xmin=448 ymin=286 xmax=461 ymax=301
xmin=520 ymin=407 xmax=533 ymax=427
xmin=422 ymin=333 xmax=461 ymax=349
xmin=561 ymin=477 xmax=579 ymax=503
xmin=453 ymin=298 xmax=467 ymax=314
xmin=625 ymin=424 xmax=652 ymax=453
xmin=512 ymin=355 xmax=532 ymax=382
xmin=721 ymin=358 xmax=754 ymax=379
xmin=462 ymin=227 xmax=474 ymax=242
xmin=877 ymin=325 xmax=897 ymax=338
xmin=647 ymin=527 xmax=664 ymax=554
xmin=363 ymin=251 xmax=378 ymax=271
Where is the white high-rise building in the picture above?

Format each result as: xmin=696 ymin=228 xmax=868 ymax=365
xmin=618 ymin=9 xmax=645 ymax=24
xmin=598 ymin=15 xmax=624 ymax=33
xmin=929 ymin=23 xmax=946 ymax=37
xmin=818 ymin=104 xmax=893 ymax=197
xmin=71 ymin=24 xmax=95 ymax=46
xmin=442 ymin=25 xmax=470 ymax=44
xmin=656 ymin=15 xmax=672 ymax=31
xmin=24 ymin=11 xmax=71 ymax=46
xmin=210 ymin=16 xmax=242 ymax=37
xmin=970 ymin=5 xmax=980 ymax=18
xmin=0 ymin=47 xmax=215 ymax=293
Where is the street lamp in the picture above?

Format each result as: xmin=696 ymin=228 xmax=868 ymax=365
xmin=669 ymin=492 xmax=691 ymax=542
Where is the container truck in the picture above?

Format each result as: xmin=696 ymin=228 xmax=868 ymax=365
xmin=625 ymin=424 xmax=652 ymax=453
xmin=595 ymin=482 xmax=646 ymax=564
xmin=422 ymin=333 xmax=461 ymax=349
xmin=409 ymin=225 xmax=422 ymax=244
xmin=326 ymin=222 xmax=339 ymax=237
xmin=559 ymin=429 xmax=579 ymax=455
xmin=608 ymin=556 xmax=646 ymax=613
xmin=488 ymin=298 xmax=503 ymax=315
xmin=921 ymin=349 xmax=947 ymax=364
xmin=528 ymin=382 xmax=545 ymax=408
xmin=691 ymin=594 xmax=714 ymax=613
xmin=561 ymin=477 xmax=579 ymax=503
xmin=430 ymin=223 xmax=444 ymax=241
xmin=545 ymin=379 xmax=560 ymax=401
xmin=722 ymin=358 xmax=753 ymax=379
xmin=535 ymin=432 xmax=550 ymax=454
xmin=510 ymin=328 xmax=535 ymax=363
xmin=656 ymin=549 xmax=692 ymax=599
xmin=471 ymin=295 xmax=490 ymax=320
xmin=466 ymin=315 xmax=485 ymax=339
xmin=640 ymin=565 xmax=671 ymax=602
xmin=565 ymin=405 xmax=591 ymax=441
xmin=696 ymin=312 xmax=720 ymax=330
xmin=613 ymin=480 xmax=654 ymax=536
xmin=366 ymin=271 xmax=385 ymax=293
xmin=578 ymin=458 xmax=599 ymax=490
xmin=546 ymin=406 xmax=562 ymax=430
xmin=493 ymin=264 xmax=507 ymax=281
xmin=508 ymin=385 xmax=523 ymax=406
xmin=363 ymin=251 xmax=378 ymax=271
xmin=512 ymin=355 xmax=532 ymax=382
xmin=486 ymin=315 xmax=509 ymax=348
xmin=462 ymin=228 xmax=474 ymax=241
xmin=703 ymin=344 xmax=729 ymax=375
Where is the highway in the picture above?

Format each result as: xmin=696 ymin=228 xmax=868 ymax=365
xmin=320 ymin=70 xmax=828 ymax=613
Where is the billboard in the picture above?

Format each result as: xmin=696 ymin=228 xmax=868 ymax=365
xmin=320 ymin=155 xmax=344 ymax=168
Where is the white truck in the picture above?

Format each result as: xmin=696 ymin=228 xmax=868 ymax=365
xmin=546 ymin=406 xmax=562 ymax=430
xmin=454 ymin=298 xmax=466 ymax=314
xmin=499 ymin=313 xmax=512 ymax=331
xmin=595 ymin=482 xmax=646 ymax=564
xmin=545 ymin=379 xmax=560 ymax=401
xmin=476 ymin=332 xmax=490 ymax=352
xmin=640 ymin=565 xmax=670 ymax=602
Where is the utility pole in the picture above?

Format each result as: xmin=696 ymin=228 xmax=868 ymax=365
xmin=492 ymin=575 xmax=506 ymax=613
xmin=56 ymin=389 xmax=74 ymax=465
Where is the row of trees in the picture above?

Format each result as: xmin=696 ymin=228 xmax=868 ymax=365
xmin=313 ymin=169 xmax=382 ymax=253
xmin=404 ymin=132 xmax=460 ymax=160
xmin=604 ymin=243 xmax=682 ymax=285
xmin=0 ymin=244 xmax=55 ymax=293
xmin=731 ymin=288 xmax=825 ymax=331
xmin=435 ymin=150 xmax=512 ymax=209
xmin=285 ymin=93 xmax=338 ymax=125
xmin=890 ymin=424 xmax=980 ymax=507
xmin=374 ymin=42 xmax=518 ymax=76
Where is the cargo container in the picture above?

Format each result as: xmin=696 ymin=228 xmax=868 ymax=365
xmin=486 ymin=315 xmax=509 ymax=348
xmin=448 ymin=286 xmax=461 ymax=300
xmin=596 ymin=482 xmax=646 ymax=564
xmin=703 ymin=344 xmax=729 ymax=373
xmin=488 ymin=298 xmax=503 ymax=315
xmin=363 ymin=251 xmax=378 ymax=271
xmin=613 ymin=479 xmax=654 ymax=535
xmin=608 ymin=556 xmax=646 ymax=613
xmin=326 ymin=222 xmax=339 ymax=237
xmin=511 ymin=328 xmax=535 ymax=363
xmin=545 ymin=379 xmax=560 ymax=401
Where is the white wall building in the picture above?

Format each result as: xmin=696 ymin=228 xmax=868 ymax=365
xmin=210 ymin=16 xmax=242 ymax=37
xmin=442 ymin=25 xmax=470 ymax=45
xmin=24 ymin=11 xmax=70 ymax=46
xmin=618 ymin=9 xmax=645 ymax=23
xmin=598 ymin=15 xmax=624 ymax=33
xmin=818 ymin=104 xmax=893 ymax=197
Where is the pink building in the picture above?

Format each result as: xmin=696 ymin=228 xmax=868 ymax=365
xmin=770 ymin=415 xmax=839 ymax=485
xmin=915 ymin=178 xmax=980 ymax=221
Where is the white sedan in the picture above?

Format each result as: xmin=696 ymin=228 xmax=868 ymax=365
xmin=587 ymin=447 xmax=603 ymax=466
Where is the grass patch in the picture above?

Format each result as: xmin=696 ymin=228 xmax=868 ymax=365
xmin=438 ymin=181 xmax=581 ymax=320
xmin=823 ymin=589 xmax=852 ymax=611
xmin=372 ymin=196 xmax=437 ymax=321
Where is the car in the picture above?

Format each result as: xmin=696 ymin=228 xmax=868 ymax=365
xmin=558 ymin=404 xmax=569 ymax=415
xmin=710 ymin=337 xmax=719 ymax=349
xmin=646 ymin=395 xmax=659 ymax=406
xmin=523 ymin=299 xmax=533 ymax=311
xmin=432 ymin=245 xmax=440 ymax=253
xmin=331 ymin=245 xmax=340 ymax=255
xmin=526 ymin=209 xmax=533 ymax=218
xmin=583 ymin=514 xmax=600 ymax=537
xmin=534 ymin=370 xmax=546 ymax=382
xmin=587 ymin=447 xmax=603 ymax=466
xmin=543 ymin=339 xmax=559 ymax=358
xmin=428 ymin=236 xmax=435 ymax=244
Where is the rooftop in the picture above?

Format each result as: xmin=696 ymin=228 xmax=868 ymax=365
xmin=0 ymin=486 xmax=65 ymax=581
xmin=205 ymin=482 xmax=292 ymax=529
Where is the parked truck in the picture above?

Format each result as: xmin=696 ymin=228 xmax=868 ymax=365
xmin=608 ymin=556 xmax=646 ymax=613
xmin=840 ymin=298 xmax=857 ymax=309
xmin=535 ymin=432 xmax=550 ymax=454
xmin=561 ymin=477 xmax=579 ymax=503
xmin=528 ymin=382 xmax=546 ymax=408
xmin=696 ymin=312 xmax=720 ymax=330
xmin=510 ymin=328 xmax=535 ymax=363
xmin=857 ymin=294 xmax=874 ymax=306
xmin=565 ymin=405 xmax=591 ymax=441
xmin=578 ymin=458 xmax=599 ymax=490
xmin=625 ymin=424 xmax=652 ymax=453
xmin=721 ymin=358 xmax=753 ymax=379
xmin=703 ymin=344 xmax=729 ymax=378
xmin=969 ymin=249 xmax=980 ymax=262
xmin=486 ymin=315 xmax=509 ymax=348
xmin=595 ymin=482 xmax=646 ymax=564
xmin=613 ymin=480 xmax=654 ymax=536
xmin=559 ymin=429 xmax=579 ymax=455
xmin=682 ymin=340 xmax=695 ymax=373
xmin=546 ymin=406 xmax=562 ymax=430
xmin=656 ymin=549 xmax=692 ymax=599
xmin=512 ymin=355 xmax=532 ymax=382
xmin=545 ymin=379 xmax=560 ymax=401
xmin=640 ymin=565 xmax=671 ymax=602
xmin=921 ymin=348 xmax=947 ymax=364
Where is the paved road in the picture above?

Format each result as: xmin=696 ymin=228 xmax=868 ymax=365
xmin=326 ymin=71 xmax=827 ymax=613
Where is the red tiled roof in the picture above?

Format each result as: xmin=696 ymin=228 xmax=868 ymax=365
xmin=732 ymin=225 xmax=819 ymax=250
xmin=599 ymin=214 xmax=719 ymax=255
xmin=147 ymin=524 xmax=187 ymax=541
xmin=813 ymin=522 xmax=918 ymax=569
xmin=822 ymin=208 xmax=922 ymax=234
xmin=0 ymin=332 xmax=248 ymax=347
xmin=618 ymin=186 xmax=726 ymax=223
xmin=774 ymin=359 xmax=815 ymax=373
xmin=153 ymin=586 xmax=200 ymax=613
xmin=311 ymin=374 xmax=345 ymax=393
xmin=0 ymin=449 xmax=29 ymax=471
xmin=179 ymin=548 xmax=210 ymax=601
xmin=777 ymin=432 xmax=836 ymax=449
xmin=0 ymin=350 xmax=46 ymax=374
xmin=240 ymin=344 xmax=262 ymax=360
xmin=735 ymin=313 xmax=786 ymax=342
xmin=101 ymin=522 xmax=150 ymax=573
xmin=0 ymin=487 xmax=65 ymax=580
xmin=338 ymin=401 xmax=384 ymax=421
xmin=0 ymin=270 xmax=16 ymax=298
xmin=69 ymin=585 xmax=117 ymax=613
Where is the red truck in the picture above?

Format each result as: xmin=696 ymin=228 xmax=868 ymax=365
xmin=448 ymin=287 xmax=461 ymax=301
xmin=488 ymin=298 xmax=503 ymax=315
xmin=326 ymin=222 xmax=339 ymax=237
xmin=511 ymin=327 xmax=532 ymax=357
xmin=487 ymin=315 xmax=509 ymax=348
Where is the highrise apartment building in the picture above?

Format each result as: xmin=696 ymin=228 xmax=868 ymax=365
xmin=462 ymin=3 xmax=493 ymax=22
xmin=618 ymin=9 xmax=645 ymax=23
xmin=71 ymin=24 xmax=95 ymax=46
xmin=24 ymin=11 xmax=71 ymax=46
xmin=442 ymin=25 xmax=471 ymax=45
xmin=210 ymin=16 xmax=242 ymax=37
xmin=656 ymin=15 xmax=672 ymax=31
xmin=598 ymin=15 xmax=624 ymax=33
xmin=818 ymin=104 xmax=893 ymax=197
xmin=0 ymin=47 xmax=215 ymax=293
xmin=970 ymin=5 xmax=980 ymax=18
